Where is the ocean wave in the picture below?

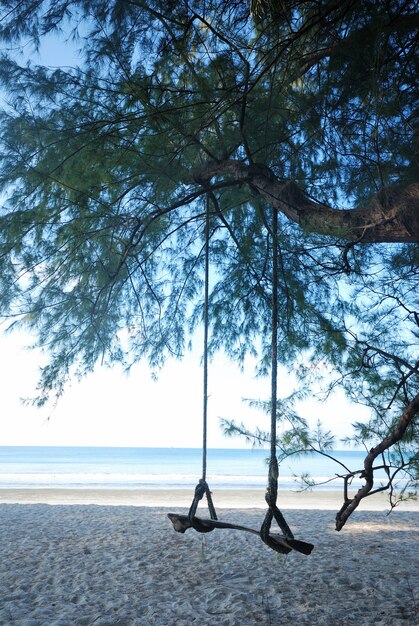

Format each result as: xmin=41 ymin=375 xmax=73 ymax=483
xmin=0 ymin=471 xmax=410 ymax=491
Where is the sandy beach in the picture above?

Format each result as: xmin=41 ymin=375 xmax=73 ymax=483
xmin=0 ymin=490 xmax=418 ymax=625
xmin=2 ymin=487 xmax=419 ymax=510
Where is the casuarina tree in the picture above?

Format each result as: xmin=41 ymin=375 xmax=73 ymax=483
xmin=0 ymin=0 xmax=417 ymax=528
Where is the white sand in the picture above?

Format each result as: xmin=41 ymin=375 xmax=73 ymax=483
xmin=1 ymin=487 xmax=418 ymax=510
xmin=0 ymin=492 xmax=418 ymax=625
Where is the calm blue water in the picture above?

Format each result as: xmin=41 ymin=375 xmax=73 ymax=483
xmin=0 ymin=446 xmax=387 ymax=491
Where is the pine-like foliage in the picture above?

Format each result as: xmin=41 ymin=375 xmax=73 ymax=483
xmin=0 ymin=1 xmax=417 ymax=516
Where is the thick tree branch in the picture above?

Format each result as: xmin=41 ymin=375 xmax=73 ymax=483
xmin=335 ymin=393 xmax=419 ymax=531
xmin=194 ymin=160 xmax=419 ymax=243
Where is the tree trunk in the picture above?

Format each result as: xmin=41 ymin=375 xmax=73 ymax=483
xmin=197 ymin=160 xmax=419 ymax=243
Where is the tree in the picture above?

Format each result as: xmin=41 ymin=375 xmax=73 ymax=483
xmin=0 ymin=0 xmax=417 ymax=529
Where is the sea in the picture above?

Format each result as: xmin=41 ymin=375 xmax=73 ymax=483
xmin=0 ymin=446 xmax=394 ymax=491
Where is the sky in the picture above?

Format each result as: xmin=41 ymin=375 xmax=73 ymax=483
xmin=0 ymin=327 xmax=367 ymax=448
xmin=0 ymin=19 xmax=369 ymax=449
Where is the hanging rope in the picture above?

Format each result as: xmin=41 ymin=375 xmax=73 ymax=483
xmin=260 ymin=206 xmax=295 ymax=553
xmin=187 ymin=194 xmax=218 ymax=527
xmin=168 ymin=201 xmax=313 ymax=556
xmin=202 ymin=192 xmax=210 ymax=484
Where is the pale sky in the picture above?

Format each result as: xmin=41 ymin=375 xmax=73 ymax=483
xmin=0 ymin=328 xmax=366 ymax=448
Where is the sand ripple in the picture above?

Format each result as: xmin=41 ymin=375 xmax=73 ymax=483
xmin=0 ymin=505 xmax=418 ymax=625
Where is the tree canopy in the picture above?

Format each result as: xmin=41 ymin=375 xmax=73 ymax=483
xmin=0 ymin=0 xmax=417 ymax=528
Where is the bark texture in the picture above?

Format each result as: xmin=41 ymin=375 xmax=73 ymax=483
xmin=196 ymin=160 xmax=419 ymax=243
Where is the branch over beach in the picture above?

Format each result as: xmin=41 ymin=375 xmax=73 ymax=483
xmin=336 ymin=393 xmax=419 ymax=530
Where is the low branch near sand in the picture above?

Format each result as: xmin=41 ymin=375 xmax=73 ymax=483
xmin=336 ymin=393 xmax=419 ymax=531
xmin=167 ymin=513 xmax=314 ymax=555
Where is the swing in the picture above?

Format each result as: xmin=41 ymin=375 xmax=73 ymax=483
xmin=168 ymin=201 xmax=314 ymax=557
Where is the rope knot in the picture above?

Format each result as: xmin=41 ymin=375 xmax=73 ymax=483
xmin=194 ymin=479 xmax=207 ymax=502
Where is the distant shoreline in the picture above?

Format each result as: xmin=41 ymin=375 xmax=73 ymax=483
xmin=1 ymin=487 xmax=418 ymax=511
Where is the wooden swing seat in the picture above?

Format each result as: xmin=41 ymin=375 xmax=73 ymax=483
xmin=167 ymin=512 xmax=314 ymax=555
